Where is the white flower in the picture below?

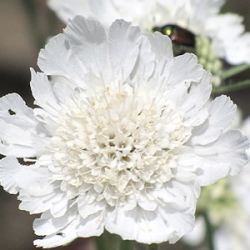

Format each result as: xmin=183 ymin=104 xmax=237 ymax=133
xmin=230 ymin=117 xmax=250 ymax=214
xmin=187 ymin=117 xmax=250 ymax=250
xmin=0 ymin=17 xmax=248 ymax=248
xmin=214 ymin=212 xmax=250 ymax=250
xmin=182 ymin=216 xmax=206 ymax=246
xmin=48 ymin=0 xmax=250 ymax=65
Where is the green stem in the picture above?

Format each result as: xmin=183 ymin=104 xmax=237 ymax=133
xmin=143 ymin=244 xmax=159 ymax=250
xmin=221 ymin=64 xmax=250 ymax=79
xmin=135 ymin=243 xmax=159 ymax=250
xmin=203 ymin=213 xmax=214 ymax=250
xmin=212 ymin=79 xmax=250 ymax=95
xmin=95 ymin=236 xmax=107 ymax=250
xmin=119 ymin=240 xmax=133 ymax=250
xmin=148 ymin=244 xmax=159 ymax=250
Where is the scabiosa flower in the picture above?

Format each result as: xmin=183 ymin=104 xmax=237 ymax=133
xmin=47 ymin=0 xmax=250 ymax=66
xmin=48 ymin=0 xmax=250 ymax=85
xmin=0 ymin=17 xmax=248 ymax=248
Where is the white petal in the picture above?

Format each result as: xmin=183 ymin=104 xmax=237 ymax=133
xmin=191 ymin=95 xmax=236 ymax=145
xmin=0 ymin=157 xmax=69 ymax=215
xmin=108 ymin=20 xmax=141 ymax=82
xmin=0 ymin=157 xmax=49 ymax=194
xmin=18 ymin=188 xmax=68 ymax=216
xmin=192 ymin=130 xmax=248 ymax=185
xmin=49 ymin=0 xmax=121 ymax=26
xmin=77 ymin=211 xmax=105 ymax=237
xmin=0 ymin=93 xmax=33 ymax=117
xmin=48 ymin=0 xmax=92 ymax=23
xmin=136 ymin=191 xmax=158 ymax=211
xmin=51 ymin=76 xmax=76 ymax=104
xmin=30 ymin=69 xmax=59 ymax=112
xmin=64 ymin=16 xmax=112 ymax=83
xmin=168 ymin=72 xmax=211 ymax=127
xmin=0 ymin=94 xmax=38 ymax=157
xmin=34 ymin=209 xmax=79 ymax=248
xmin=105 ymin=205 xmax=194 ymax=244
xmin=165 ymin=53 xmax=204 ymax=87
xmin=33 ymin=208 xmax=77 ymax=236
xmin=34 ymin=233 xmax=77 ymax=249
xmin=0 ymin=119 xmax=37 ymax=157
xmin=180 ymin=72 xmax=212 ymax=127
xmin=77 ymin=193 xmax=105 ymax=219
xmin=131 ymin=32 xmax=174 ymax=91
xmin=146 ymin=31 xmax=173 ymax=63
xmin=34 ymin=207 xmax=104 ymax=248
xmin=38 ymin=33 xmax=87 ymax=85
xmin=65 ymin=16 xmax=106 ymax=45
xmin=130 ymin=35 xmax=156 ymax=84
xmin=153 ymin=181 xmax=199 ymax=214
xmin=164 ymin=55 xmax=206 ymax=111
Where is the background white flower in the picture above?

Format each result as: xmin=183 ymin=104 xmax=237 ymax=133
xmin=231 ymin=117 xmax=250 ymax=214
xmin=184 ymin=116 xmax=250 ymax=250
xmin=182 ymin=216 xmax=206 ymax=247
xmin=48 ymin=0 xmax=250 ymax=65
xmin=215 ymin=117 xmax=250 ymax=250
xmin=214 ymin=211 xmax=250 ymax=250
xmin=0 ymin=17 xmax=248 ymax=248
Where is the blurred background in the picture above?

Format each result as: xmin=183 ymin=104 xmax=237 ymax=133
xmin=0 ymin=0 xmax=250 ymax=250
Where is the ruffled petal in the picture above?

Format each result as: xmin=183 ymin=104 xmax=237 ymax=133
xmin=34 ymin=206 xmax=104 ymax=248
xmin=0 ymin=157 xmax=49 ymax=194
xmin=146 ymin=31 xmax=173 ymax=63
xmin=30 ymin=70 xmax=77 ymax=110
xmin=0 ymin=157 xmax=68 ymax=215
xmin=64 ymin=17 xmax=142 ymax=84
xmin=34 ymin=208 xmax=79 ymax=248
xmin=77 ymin=211 xmax=105 ymax=237
xmin=38 ymin=33 xmax=87 ymax=85
xmin=167 ymin=71 xmax=211 ymax=127
xmin=191 ymin=95 xmax=236 ymax=145
xmin=0 ymin=94 xmax=38 ymax=157
xmin=105 ymin=205 xmax=194 ymax=244
xmin=30 ymin=69 xmax=59 ymax=111
xmin=179 ymin=130 xmax=249 ymax=186
xmin=153 ymin=181 xmax=199 ymax=214
xmin=165 ymin=53 xmax=204 ymax=88
xmin=180 ymin=72 xmax=211 ymax=127
xmin=77 ymin=192 xmax=105 ymax=219
xmin=108 ymin=20 xmax=141 ymax=82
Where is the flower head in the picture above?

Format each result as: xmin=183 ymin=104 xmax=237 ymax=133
xmin=0 ymin=17 xmax=248 ymax=248
xmin=48 ymin=0 xmax=250 ymax=66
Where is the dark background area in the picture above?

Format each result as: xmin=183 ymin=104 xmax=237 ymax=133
xmin=0 ymin=1 xmax=250 ymax=249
